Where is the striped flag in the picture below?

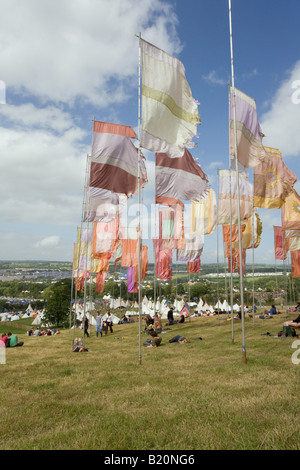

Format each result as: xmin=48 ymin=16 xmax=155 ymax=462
xmin=218 ymin=169 xmax=253 ymax=225
xmin=89 ymin=121 xmax=147 ymax=196
xmin=190 ymin=188 xmax=217 ymax=235
xmin=155 ymin=149 xmax=208 ymax=207
xmin=140 ymin=38 xmax=200 ymax=158
xmin=229 ymin=86 xmax=268 ymax=168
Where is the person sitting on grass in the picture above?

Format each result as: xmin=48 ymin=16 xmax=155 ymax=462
xmin=283 ymin=313 xmax=300 ymax=330
xmin=143 ymin=327 xmax=162 ymax=347
xmin=72 ymin=338 xmax=88 ymax=352
xmin=250 ymin=309 xmax=274 ymax=319
xmin=154 ymin=312 xmax=163 ymax=332
xmin=144 ymin=314 xmax=154 ymax=331
xmin=268 ymin=305 xmax=278 ymax=315
xmin=7 ymin=332 xmax=24 ymax=347
xmin=0 ymin=333 xmax=8 ymax=347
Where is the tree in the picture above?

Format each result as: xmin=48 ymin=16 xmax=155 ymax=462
xmin=43 ymin=280 xmax=71 ymax=327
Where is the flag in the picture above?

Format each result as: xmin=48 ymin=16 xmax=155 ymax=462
xmin=282 ymin=189 xmax=300 ymax=230
xmin=187 ymin=258 xmax=201 ymax=273
xmin=158 ymin=205 xmax=185 ymax=250
xmin=121 ymin=239 xmax=138 ymax=268
xmin=153 ymin=238 xmax=172 ymax=280
xmin=229 ymin=86 xmax=268 ymax=168
xmin=273 ymin=226 xmax=289 ymax=260
xmin=78 ymin=228 xmax=93 ymax=271
xmin=177 ymin=234 xmax=204 ymax=262
xmin=84 ymin=187 xmax=127 ymax=223
xmin=89 ymin=121 xmax=147 ymax=196
xmin=291 ymin=251 xmax=300 ymax=278
xmin=289 ymin=236 xmax=300 ymax=251
xmin=127 ymin=267 xmax=137 ymax=293
xmin=140 ymin=38 xmax=200 ymax=158
xmin=241 ymin=213 xmax=262 ymax=249
xmin=92 ymin=217 xmax=120 ymax=258
xmin=218 ymin=169 xmax=253 ymax=225
xmin=227 ymin=248 xmax=246 ymax=275
xmin=254 ymin=147 xmax=296 ymax=209
xmin=96 ymin=272 xmax=106 ymax=293
xmin=155 ymin=149 xmax=208 ymax=206
xmin=223 ymin=224 xmax=245 ymax=245
xmin=191 ymin=188 xmax=217 ymax=235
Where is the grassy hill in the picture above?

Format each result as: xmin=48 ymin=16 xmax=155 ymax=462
xmin=1 ymin=311 xmax=299 ymax=450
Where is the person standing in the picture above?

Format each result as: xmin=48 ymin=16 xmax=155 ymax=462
xmin=167 ymin=307 xmax=174 ymax=325
xmin=95 ymin=312 xmax=103 ymax=337
xmin=105 ymin=312 xmax=113 ymax=335
xmin=83 ymin=316 xmax=90 ymax=337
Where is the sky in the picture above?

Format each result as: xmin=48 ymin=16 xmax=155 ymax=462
xmin=0 ymin=0 xmax=300 ymax=267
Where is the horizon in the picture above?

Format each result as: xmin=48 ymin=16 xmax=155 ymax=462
xmin=0 ymin=1 xmax=299 ymax=266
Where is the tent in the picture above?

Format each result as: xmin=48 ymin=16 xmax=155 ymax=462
xmin=179 ymin=302 xmax=192 ymax=316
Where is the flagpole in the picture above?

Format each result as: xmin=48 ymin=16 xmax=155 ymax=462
xmin=154 ymin=178 xmax=157 ymax=319
xmin=229 ymin=169 xmax=235 ymax=342
xmin=228 ymin=0 xmax=246 ymax=363
xmin=137 ymin=32 xmax=143 ymax=365
xmin=252 ymin=210 xmax=255 ymax=328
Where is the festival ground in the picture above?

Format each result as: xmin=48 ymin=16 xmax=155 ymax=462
xmin=1 ymin=310 xmax=299 ymax=450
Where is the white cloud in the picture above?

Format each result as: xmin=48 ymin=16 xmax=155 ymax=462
xmin=260 ymin=60 xmax=300 ymax=157
xmin=0 ymin=0 xmax=183 ymax=260
xmin=0 ymin=0 xmax=181 ymax=106
xmin=0 ymin=103 xmax=75 ymax=132
xmin=202 ymin=70 xmax=227 ymax=86
xmin=0 ymin=230 xmax=73 ymax=261
xmin=35 ymin=236 xmax=60 ymax=248
xmin=0 ymin=122 xmax=87 ymax=225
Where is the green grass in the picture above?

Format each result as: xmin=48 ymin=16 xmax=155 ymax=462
xmin=1 ymin=312 xmax=299 ymax=450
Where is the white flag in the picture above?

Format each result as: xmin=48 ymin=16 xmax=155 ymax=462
xmin=140 ymin=38 xmax=200 ymax=158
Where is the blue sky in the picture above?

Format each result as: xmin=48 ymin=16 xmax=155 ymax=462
xmin=0 ymin=0 xmax=299 ymax=267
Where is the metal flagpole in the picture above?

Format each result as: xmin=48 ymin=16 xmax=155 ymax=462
xmin=228 ymin=0 xmax=246 ymax=363
xmin=154 ymin=171 xmax=157 ymax=318
xmin=137 ymin=32 xmax=143 ymax=364
xmin=229 ymin=169 xmax=235 ymax=343
xmin=252 ymin=210 xmax=255 ymax=328
xmin=74 ymin=154 xmax=90 ymax=348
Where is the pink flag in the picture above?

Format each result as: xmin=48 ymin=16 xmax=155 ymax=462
xmin=273 ymin=226 xmax=288 ymax=260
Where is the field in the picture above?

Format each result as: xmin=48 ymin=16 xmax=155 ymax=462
xmin=1 ymin=311 xmax=299 ymax=451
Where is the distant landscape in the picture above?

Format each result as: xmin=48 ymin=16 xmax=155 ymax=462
xmin=0 ymin=259 xmax=291 ymax=277
xmin=0 ymin=260 xmax=298 ymax=311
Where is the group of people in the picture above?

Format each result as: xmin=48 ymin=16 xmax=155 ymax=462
xmin=94 ymin=312 xmax=114 ymax=337
xmin=167 ymin=307 xmax=185 ymax=325
xmin=0 ymin=332 xmax=24 ymax=347
xmin=143 ymin=326 xmax=190 ymax=348
xmin=143 ymin=309 xmax=189 ymax=348
xmin=27 ymin=327 xmax=60 ymax=336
